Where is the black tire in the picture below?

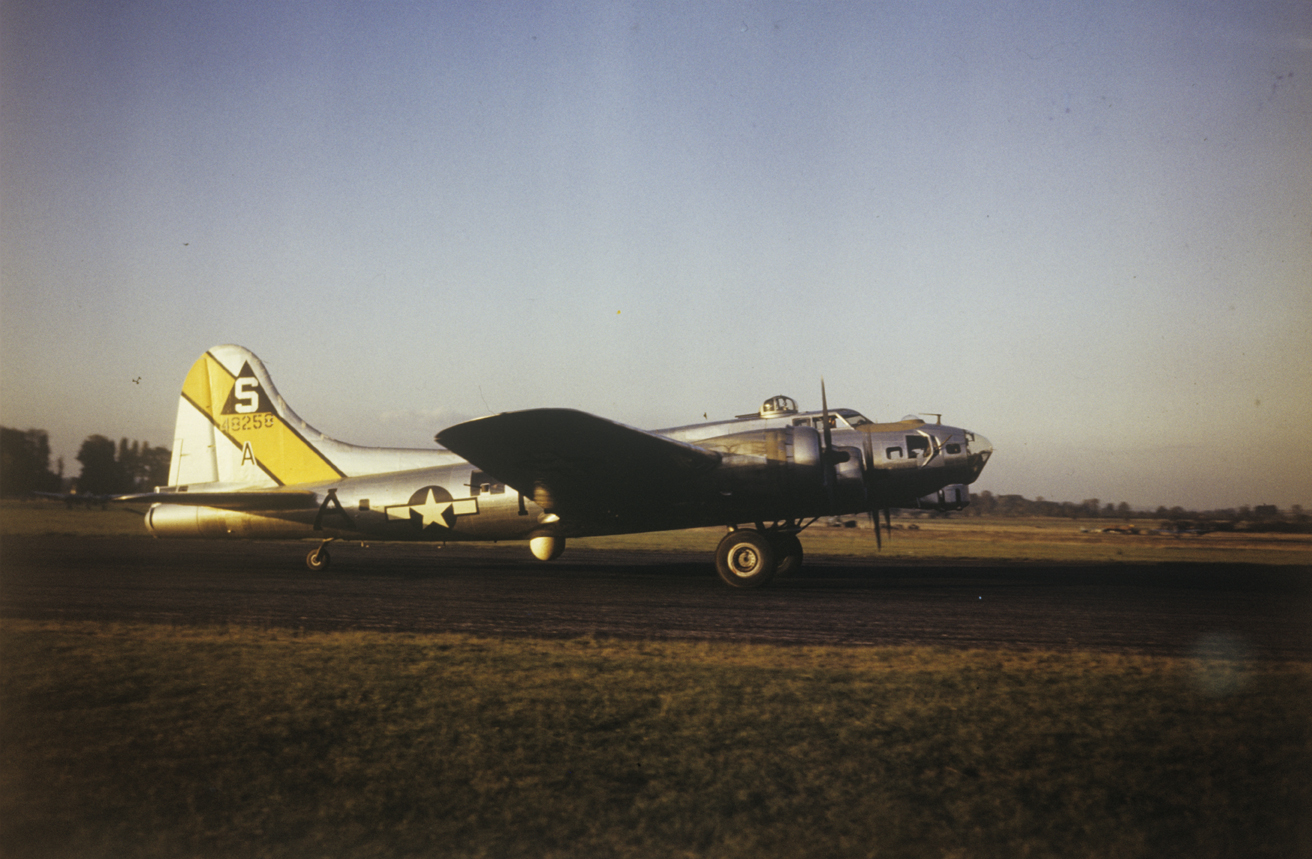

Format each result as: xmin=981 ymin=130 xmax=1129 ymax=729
xmin=772 ymin=532 xmax=804 ymax=578
xmin=715 ymin=530 xmax=777 ymax=588
xmin=305 ymin=548 xmax=330 ymax=572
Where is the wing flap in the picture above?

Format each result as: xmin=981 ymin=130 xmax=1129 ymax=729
xmin=436 ymin=409 xmax=721 ymax=516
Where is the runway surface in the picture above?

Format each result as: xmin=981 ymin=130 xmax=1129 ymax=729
xmin=3 ymin=536 xmax=1309 ymax=658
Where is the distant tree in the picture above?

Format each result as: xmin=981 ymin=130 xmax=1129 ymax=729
xmin=967 ymin=490 xmax=996 ymax=517
xmin=997 ymin=495 xmax=1027 ymax=517
xmin=959 ymin=491 xmax=1292 ymax=522
xmin=0 ymin=427 xmax=61 ymax=496
xmin=75 ymin=435 xmax=129 ymax=495
xmin=118 ymin=439 xmax=138 ymax=487
xmin=130 ymin=442 xmax=170 ymax=490
xmin=73 ymin=435 xmax=171 ymax=494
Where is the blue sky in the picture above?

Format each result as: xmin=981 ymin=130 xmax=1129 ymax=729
xmin=3 ymin=1 xmax=1309 ymax=511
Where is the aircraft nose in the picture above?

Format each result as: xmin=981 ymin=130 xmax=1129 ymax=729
xmin=967 ymin=432 xmax=993 ymax=481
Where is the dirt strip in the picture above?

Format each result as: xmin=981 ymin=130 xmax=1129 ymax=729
xmin=2 ymin=536 xmax=1309 ymax=659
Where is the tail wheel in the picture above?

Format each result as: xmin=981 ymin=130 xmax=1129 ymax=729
xmin=305 ymin=548 xmax=330 ymax=572
xmin=715 ymin=530 xmax=778 ymax=588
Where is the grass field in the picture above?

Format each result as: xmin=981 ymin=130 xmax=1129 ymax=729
xmin=3 ymin=622 xmax=1310 ymax=859
xmin=0 ymin=499 xmax=157 ymax=538
xmin=3 ymin=501 xmax=1309 ymax=856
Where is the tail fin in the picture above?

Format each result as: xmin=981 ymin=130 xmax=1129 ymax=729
xmin=167 ymin=346 xmax=346 ymax=488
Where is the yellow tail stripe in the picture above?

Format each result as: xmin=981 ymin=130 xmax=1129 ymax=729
xmin=181 ymin=353 xmax=344 ymax=486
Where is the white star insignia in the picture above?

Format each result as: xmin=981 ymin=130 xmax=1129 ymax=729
xmin=385 ymin=490 xmax=476 ymax=529
xmin=409 ymin=488 xmax=452 ymax=528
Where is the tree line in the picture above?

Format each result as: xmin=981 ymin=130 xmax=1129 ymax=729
xmin=1 ymin=427 xmax=169 ymax=497
xmin=963 ymin=490 xmax=1307 ymax=524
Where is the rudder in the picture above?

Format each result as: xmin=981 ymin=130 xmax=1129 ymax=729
xmin=167 ymin=346 xmax=345 ymax=488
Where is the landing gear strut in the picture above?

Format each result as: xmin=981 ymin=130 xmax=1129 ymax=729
xmin=758 ymin=521 xmax=807 ymax=579
xmin=773 ymin=532 xmax=804 ymax=577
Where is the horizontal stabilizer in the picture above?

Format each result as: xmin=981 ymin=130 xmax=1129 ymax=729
xmin=113 ymin=489 xmax=319 ymax=510
xmin=436 ymin=408 xmax=721 ymax=515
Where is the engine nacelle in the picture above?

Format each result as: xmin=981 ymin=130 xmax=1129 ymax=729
xmin=698 ymin=426 xmax=865 ymax=516
xmin=701 ymin=426 xmax=821 ymax=495
xmin=914 ymin=484 xmax=971 ymax=512
xmin=699 ymin=425 xmax=819 ymax=466
xmin=529 ymin=534 xmax=566 ymax=561
xmin=831 ymin=444 xmax=866 ymax=510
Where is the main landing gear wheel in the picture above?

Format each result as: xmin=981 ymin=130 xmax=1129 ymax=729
xmin=715 ymin=530 xmax=778 ymax=589
xmin=305 ymin=547 xmax=330 ymax=572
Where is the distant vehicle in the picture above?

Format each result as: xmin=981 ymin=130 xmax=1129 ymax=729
xmin=120 ymin=346 xmax=992 ymax=587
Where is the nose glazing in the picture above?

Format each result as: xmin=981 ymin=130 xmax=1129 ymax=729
xmin=966 ymin=433 xmax=993 ymax=481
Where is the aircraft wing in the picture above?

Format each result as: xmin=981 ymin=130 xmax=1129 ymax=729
xmin=112 ymin=489 xmax=319 ymax=509
xmin=436 ymin=408 xmax=722 ymax=517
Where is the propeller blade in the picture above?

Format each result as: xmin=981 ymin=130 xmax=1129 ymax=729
xmin=860 ymin=432 xmax=889 ymax=549
xmin=820 ymin=378 xmax=833 ymax=453
xmin=820 ymin=378 xmax=835 ymax=511
xmin=859 ymin=423 xmax=887 ymax=549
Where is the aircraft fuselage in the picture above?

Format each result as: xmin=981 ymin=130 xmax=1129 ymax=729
xmin=146 ymin=409 xmax=990 ymax=544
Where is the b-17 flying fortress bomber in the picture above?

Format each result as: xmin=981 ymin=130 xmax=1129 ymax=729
xmin=123 ymin=346 xmax=992 ymax=587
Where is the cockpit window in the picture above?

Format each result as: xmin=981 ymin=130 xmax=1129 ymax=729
xmin=794 ymin=410 xmax=873 ymax=430
xmin=835 ymin=409 xmax=871 ymax=427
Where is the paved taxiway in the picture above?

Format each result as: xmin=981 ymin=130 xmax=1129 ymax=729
xmin=3 ymin=536 xmax=1309 ymax=658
